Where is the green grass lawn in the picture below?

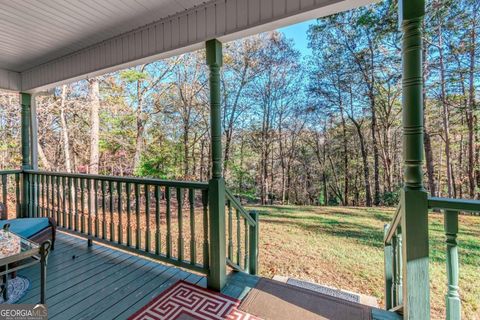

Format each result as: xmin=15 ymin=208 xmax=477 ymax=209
xmin=246 ymin=205 xmax=480 ymax=320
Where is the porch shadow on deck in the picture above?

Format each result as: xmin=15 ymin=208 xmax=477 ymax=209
xmin=18 ymin=232 xmax=258 ymax=320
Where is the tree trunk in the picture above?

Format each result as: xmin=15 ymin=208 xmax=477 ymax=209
xmin=467 ymin=8 xmax=477 ymax=198
xmin=438 ymin=23 xmax=453 ymax=197
xmin=183 ymin=124 xmax=190 ymax=179
xmin=59 ymin=85 xmax=72 ymax=173
xmin=88 ymin=79 xmax=100 ymax=175
xmin=338 ymin=102 xmax=349 ymax=205
xmin=352 ymin=120 xmax=372 ymax=206
xmin=368 ymin=44 xmax=380 ymax=206
xmin=133 ymin=82 xmax=145 ymax=172
xmin=422 ymin=36 xmax=436 ymax=197
xmin=37 ymin=143 xmax=51 ymax=171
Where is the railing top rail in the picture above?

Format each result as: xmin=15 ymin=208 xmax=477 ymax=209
xmin=0 ymin=169 xmax=22 ymax=175
xmin=225 ymin=188 xmax=257 ymax=227
xmin=428 ymin=197 xmax=480 ymax=213
xmin=384 ymin=203 xmax=402 ymax=245
xmin=24 ymin=170 xmax=209 ymax=189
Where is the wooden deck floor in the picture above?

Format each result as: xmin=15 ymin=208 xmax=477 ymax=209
xmin=18 ymin=232 xmax=258 ymax=320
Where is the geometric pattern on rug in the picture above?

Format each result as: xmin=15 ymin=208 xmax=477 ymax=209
xmin=128 ymin=280 xmax=261 ymax=320
xmin=0 ymin=276 xmax=30 ymax=304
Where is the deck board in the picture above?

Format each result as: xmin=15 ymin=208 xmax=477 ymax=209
xmin=15 ymin=232 xmax=395 ymax=320
xmin=17 ymin=232 xmax=257 ymax=320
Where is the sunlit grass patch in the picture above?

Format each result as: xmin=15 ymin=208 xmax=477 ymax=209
xmin=247 ymin=205 xmax=480 ymax=319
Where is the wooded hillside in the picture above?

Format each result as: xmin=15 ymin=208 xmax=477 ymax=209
xmin=0 ymin=0 xmax=478 ymax=206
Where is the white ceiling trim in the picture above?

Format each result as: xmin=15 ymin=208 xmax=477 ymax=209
xmin=20 ymin=0 xmax=373 ymax=93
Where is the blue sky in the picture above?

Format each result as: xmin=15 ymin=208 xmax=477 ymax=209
xmin=279 ymin=20 xmax=315 ymax=57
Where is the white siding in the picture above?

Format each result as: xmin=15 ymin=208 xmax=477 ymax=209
xmin=0 ymin=69 xmax=21 ymax=92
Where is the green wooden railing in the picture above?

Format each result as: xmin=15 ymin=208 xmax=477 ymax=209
xmin=0 ymin=170 xmax=22 ymax=219
xmin=384 ymin=204 xmax=403 ymax=313
xmin=384 ymin=197 xmax=480 ymax=319
xmin=225 ymin=188 xmax=259 ymax=275
xmin=23 ymin=170 xmax=211 ymax=274
xmin=2 ymin=169 xmax=260 ymax=283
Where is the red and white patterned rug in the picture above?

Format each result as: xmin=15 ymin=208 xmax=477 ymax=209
xmin=128 ymin=280 xmax=261 ymax=320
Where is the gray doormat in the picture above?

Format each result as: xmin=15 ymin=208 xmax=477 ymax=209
xmin=240 ymin=278 xmax=372 ymax=320
xmin=287 ymin=278 xmax=360 ymax=303
xmin=274 ymin=275 xmax=378 ymax=307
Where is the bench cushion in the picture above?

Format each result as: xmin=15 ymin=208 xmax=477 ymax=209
xmin=0 ymin=218 xmax=51 ymax=239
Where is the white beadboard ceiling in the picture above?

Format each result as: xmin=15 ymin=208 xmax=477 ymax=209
xmin=0 ymin=0 xmax=204 ymax=71
xmin=0 ymin=0 xmax=374 ymax=92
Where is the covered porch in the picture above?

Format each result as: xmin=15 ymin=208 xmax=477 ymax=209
xmin=1 ymin=0 xmax=479 ymax=319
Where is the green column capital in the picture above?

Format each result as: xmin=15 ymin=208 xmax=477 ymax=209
xmin=206 ymin=39 xmax=223 ymax=67
xmin=399 ymin=0 xmax=425 ymax=24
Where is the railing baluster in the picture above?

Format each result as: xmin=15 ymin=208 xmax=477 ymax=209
xmin=29 ymin=174 xmax=34 ymax=217
xmin=15 ymin=173 xmax=20 ymax=218
xmin=38 ymin=174 xmax=42 ymax=217
xmin=383 ymin=225 xmax=393 ymax=310
xmin=30 ymin=174 xmax=35 ymax=217
xmin=145 ymin=184 xmax=151 ymax=253
xmin=391 ymin=233 xmax=398 ymax=306
xmin=236 ymin=208 xmax=241 ymax=266
xmin=117 ymin=181 xmax=123 ymax=245
xmin=2 ymin=175 xmax=8 ymax=217
xmin=166 ymin=186 xmax=172 ymax=258
xmin=227 ymin=199 xmax=233 ymax=260
xmin=49 ymin=176 xmax=53 ymax=219
xmin=177 ymin=187 xmax=184 ymax=261
xmin=45 ymin=175 xmax=50 ymax=218
xmin=25 ymin=173 xmax=30 ymax=218
xmin=34 ymin=174 xmax=37 ymax=217
xmin=202 ymin=190 xmax=209 ymax=269
xmin=31 ymin=174 xmax=36 ymax=217
xmin=445 ymin=210 xmax=461 ymax=320
xmin=56 ymin=176 xmax=61 ymax=226
xmin=74 ymin=177 xmax=79 ymax=231
xmin=95 ymin=180 xmax=99 ymax=237
xmin=135 ymin=183 xmax=141 ymax=249
xmin=101 ymin=180 xmax=107 ymax=239
xmin=40 ymin=175 xmax=44 ymax=216
xmin=155 ymin=185 xmax=161 ymax=255
xmin=126 ymin=182 xmax=132 ymax=247
xmin=244 ymin=218 xmax=249 ymax=270
xmin=35 ymin=174 xmax=39 ymax=217
xmin=80 ymin=179 xmax=86 ymax=233
xmin=109 ymin=180 xmax=115 ymax=242
xmin=397 ymin=231 xmax=403 ymax=306
xmin=43 ymin=175 xmax=47 ymax=217
xmin=87 ymin=179 xmax=92 ymax=236
xmin=49 ymin=175 xmax=53 ymax=219
xmin=62 ymin=176 xmax=67 ymax=227
xmin=248 ymin=211 xmax=259 ymax=275
xmin=68 ymin=177 xmax=73 ymax=229
xmin=189 ymin=189 xmax=196 ymax=265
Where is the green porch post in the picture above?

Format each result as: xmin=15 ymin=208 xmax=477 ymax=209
xmin=399 ymin=0 xmax=430 ymax=318
xmin=21 ymin=93 xmax=32 ymax=218
xmin=206 ymin=39 xmax=226 ymax=291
